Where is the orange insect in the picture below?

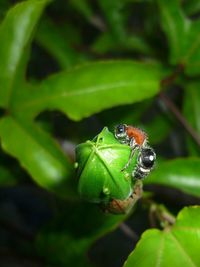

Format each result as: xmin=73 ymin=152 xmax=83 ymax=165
xmin=115 ymin=124 xmax=147 ymax=148
xmin=115 ymin=124 xmax=154 ymax=173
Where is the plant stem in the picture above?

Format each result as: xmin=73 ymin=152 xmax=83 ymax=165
xmin=119 ymin=223 xmax=139 ymax=241
xmin=159 ymin=91 xmax=200 ymax=147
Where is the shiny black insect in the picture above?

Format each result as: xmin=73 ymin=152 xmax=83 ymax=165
xmin=133 ymin=147 xmax=156 ymax=179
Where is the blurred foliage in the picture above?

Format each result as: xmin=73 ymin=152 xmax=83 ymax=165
xmin=0 ymin=0 xmax=200 ymax=266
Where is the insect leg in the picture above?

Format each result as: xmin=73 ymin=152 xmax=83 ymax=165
xmin=121 ymin=144 xmax=139 ymax=171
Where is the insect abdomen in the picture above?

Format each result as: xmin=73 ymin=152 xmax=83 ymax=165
xmin=126 ymin=127 xmax=146 ymax=146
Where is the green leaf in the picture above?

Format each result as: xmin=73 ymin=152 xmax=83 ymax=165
xmin=13 ymin=61 xmax=164 ymax=121
xmin=70 ymin=0 xmax=93 ymax=21
xmin=145 ymin=158 xmax=200 ymax=197
xmin=92 ymin=32 xmax=152 ymax=55
xmin=144 ymin=113 xmax=172 ymax=145
xmin=97 ymin=0 xmax=151 ymax=54
xmin=124 ymin=206 xmax=200 ymax=267
xmin=158 ymin=0 xmax=186 ymax=65
xmin=158 ymin=0 xmax=200 ymax=75
xmin=0 ymin=0 xmax=49 ymax=107
xmin=92 ymin=32 xmax=123 ymax=54
xmin=0 ymin=165 xmax=16 ymax=186
xmin=183 ymin=0 xmax=200 ymax=16
xmin=97 ymin=100 xmax=151 ymax=131
xmin=0 ymin=116 xmax=75 ymax=198
xmin=183 ymin=82 xmax=200 ymax=156
xmin=36 ymin=18 xmax=85 ymax=69
xmin=98 ymin=0 xmax=127 ymax=43
xmin=36 ymin=201 xmax=126 ymax=267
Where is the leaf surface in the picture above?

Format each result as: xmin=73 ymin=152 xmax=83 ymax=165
xmin=13 ymin=61 xmax=164 ymax=121
xmin=0 ymin=116 xmax=75 ymax=198
xmin=124 ymin=206 xmax=200 ymax=267
xmin=145 ymin=158 xmax=200 ymax=197
xmin=183 ymin=82 xmax=200 ymax=156
xmin=0 ymin=0 xmax=49 ymax=107
xmin=158 ymin=0 xmax=200 ymax=75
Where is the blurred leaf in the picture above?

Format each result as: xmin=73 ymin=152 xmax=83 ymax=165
xmin=0 ymin=165 xmax=16 ymax=186
xmin=92 ymin=32 xmax=122 ymax=54
xmin=92 ymin=32 xmax=152 ymax=55
xmin=98 ymin=0 xmax=127 ymax=42
xmin=183 ymin=0 xmax=200 ymax=16
xmin=0 ymin=0 xmax=49 ymax=107
xmin=13 ymin=61 xmax=164 ymax=121
xmin=0 ymin=116 xmax=75 ymax=198
xmin=70 ymin=0 xmax=105 ymax=31
xmin=144 ymin=112 xmax=172 ymax=145
xmin=158 ymin=0 xmax=186 ymax=65
xmin=36 ymin=201 xmax=126 ymax=267
xmin=98 ymin=100 xmax=151 ymax=130
xmin=158 ymin=0 xmax=200 ymax=75
xmin=183 ymin=82 xmax=200 ymax=156
xmin=36 ymin=18 xmax=85 ymax=69
xmin=70 ymin=0 xmax=93 ymax=20
xmin=98 ymin=0 xmax=151 ymax=54
xmin=124 ymin=206 xmax=200 ymax=267
xmin=145 ymin=158 xmax=200 ymax=197
xmin=0 ymin=1 xmax=11 ymax=20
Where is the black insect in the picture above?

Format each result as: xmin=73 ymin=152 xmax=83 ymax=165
xmin=133 ymin=147 xmax=156 ymax=179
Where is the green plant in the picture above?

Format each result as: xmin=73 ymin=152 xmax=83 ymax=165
xmin=0 ymin=0 xmax=200 ymax=266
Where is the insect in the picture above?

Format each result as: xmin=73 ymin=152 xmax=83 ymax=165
xmin=115 ymin=124 xmax=156 ymax=178
xmin=133 ymin=147 xmax=156 ymax=179
xmin=76 ymin=126 xmax=155 ymax=214
xmin=115 ymin=124 xmax=147 ymax=148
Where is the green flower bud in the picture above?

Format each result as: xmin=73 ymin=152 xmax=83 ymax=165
xmin=75 ymin=127 xmax=140 ymax=213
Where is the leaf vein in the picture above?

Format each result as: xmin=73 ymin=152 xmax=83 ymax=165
xmin=169 ymin=232 xmax=197 ymax=267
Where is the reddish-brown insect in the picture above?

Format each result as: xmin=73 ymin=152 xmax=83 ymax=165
xmin=115 ymin=124 xmax=155 ymax=177
xmin=115 ymin=124 xmax=147 ymax=149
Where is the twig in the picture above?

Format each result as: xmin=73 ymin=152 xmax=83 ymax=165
xmin=160 ymin=64 xmax=184 ymax=87
xmin=159 ymin=91 xmax=200 ymax=147
xmin=161 ymin=211 xmax=176 ymax=225
xmin=119 ymin=222 xmax=139 ymax=242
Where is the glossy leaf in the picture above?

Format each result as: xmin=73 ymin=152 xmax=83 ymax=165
xmin=0 ymin=116 xmax=75 ymax=198
xmin=36 ymin=201 xmax=126 ymax=267
xmin=13 ymin=61 xmax=164 ymax=121
xmin=183 ymin=82 xmax=200 ymax=156
xmin=145 ymin=158 xmax=200 ymax=197
xmin=158 ymin=0 xmax=200 ymax=75
xmin=124 ymin=206 xmax=200 ymax=267
xmin=0 ymin=0 xmax=49 ymax=107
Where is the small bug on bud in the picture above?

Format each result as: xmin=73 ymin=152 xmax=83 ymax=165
xmin=115 ymin=124 xmax=156 ymax=178
xmin=75 ymin=127 xmax=142 ymax=214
